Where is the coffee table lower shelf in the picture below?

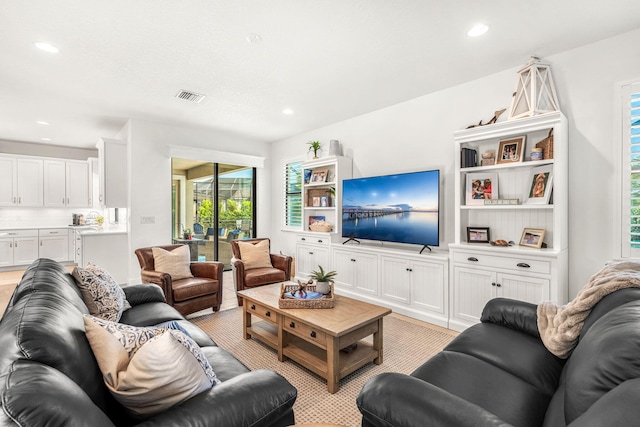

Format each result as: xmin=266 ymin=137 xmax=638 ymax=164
xmin=246 ymin=320 xmax=379 ymax=393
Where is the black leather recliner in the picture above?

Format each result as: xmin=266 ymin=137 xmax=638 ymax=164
xmin=357 ymin=289 xmax=640 ymax=426
xmin=0 ymin=258 xmax=297 ymax=426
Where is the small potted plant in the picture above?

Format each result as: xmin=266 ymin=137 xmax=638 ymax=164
xmin=307 ymin=140 xmax=322 ymax=159
xmin=182 ymin=228 xmax=192 ymax=240
xmin=95 ymin=215 xmax=105 ymax=228
xmin=309 ymin=265 xmax=337 ymax=295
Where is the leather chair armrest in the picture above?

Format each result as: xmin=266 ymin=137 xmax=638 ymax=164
xmin=139 ymin=269 xmax=174 ymax=305
xmin=190 ymin=261 xmax=224 ymax=280
xmin=270 ymin=254 xmax=292 ymax=277
xmin=230 ymin=256 xmax=246 ymax=292
xmin=141 ymin=370 xmax=297 ymax=426
xmin=480 ymin=297 xmax=540 ymax=338
xmin=122 ymin=283 xmax=167 ymax=305
xmin=357 ymin=373 xmax=510 ymax=427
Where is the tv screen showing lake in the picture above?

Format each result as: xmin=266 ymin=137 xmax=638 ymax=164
xmin=342 ymin=211 xmax=438 ymax=246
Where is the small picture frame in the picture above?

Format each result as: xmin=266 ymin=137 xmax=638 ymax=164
xmin=497 ymin=136 xmax=526 ymax=164
xmin=519 ymin=228 xmax=546 ymax=248
xmin=465 ymin=172 xmax=499 ymax=205
xmin=525 ymin=165 xmax=553 ymax=204
xmin=467 ymin=227 xmax=490 ymax=243
xmin=303 ymin=169 xmax=312 ymax=184
xmin=312 ymin=196 xmax=321 ymax=207
xmin=310 ymin=168 xmax=328 ymax=183
xmin=320 ymin=196 xmax=329 ymax=207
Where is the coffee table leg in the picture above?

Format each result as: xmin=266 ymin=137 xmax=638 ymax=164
xmin=327 ymin=336 xmax=340 ymax=393
xmin=373 ymin=318 xmax=383 ymax=364
xmin=243 ymin=303 xmax=251 ymax=340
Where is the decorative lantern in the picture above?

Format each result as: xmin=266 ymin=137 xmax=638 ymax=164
xmin=508 ymin=56 xmax=559 ymax=120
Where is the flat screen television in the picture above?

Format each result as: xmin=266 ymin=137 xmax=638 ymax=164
xmin=342 ymin=170 xmax=440 ymax=249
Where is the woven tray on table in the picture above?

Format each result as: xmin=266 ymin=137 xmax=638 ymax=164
xmin=278 ymin=282 xmax=335 ymax=309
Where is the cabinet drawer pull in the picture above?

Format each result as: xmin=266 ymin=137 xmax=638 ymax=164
xmin=250 ymin=304 xmax=256 ymax=310
xmin=290 ymin=322 xmax=295 ymax=328
xmin=517 ymin=263 xmax=531 ymax=268
xmin=467 ymin=257 xmax=479 ymax=262
xmin=310 ymin=331 xmax=316 ymax=338
xmin=317 ymin=239 xmax=323 ymax=243
xmin=309 ymin=251 xmax=314 ymax=255
xmin=491 ymin=282 xmax=496 ymax=287
xmin=496 ymin=283 xmax=502 ymax=287
xmin=265 ymin=311 xmax=271 ymax=317
xmin=351 ymin=258 xmax=356 ymax=262
xmin=301 ymin=237 xmax=306 ymax=241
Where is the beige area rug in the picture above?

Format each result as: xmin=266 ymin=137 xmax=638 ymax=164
xmin=191 ymin=308 xmax=456 ymax=427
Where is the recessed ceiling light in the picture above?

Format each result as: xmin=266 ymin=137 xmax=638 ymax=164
xmin=33 ymin=41 xmax=59 ymax=53
xmin=36 ymin=121 xmax=50 ymax=125
xmin=282 ymin=108 xmax=294 ymax=115
xmin=246 ymin=33 xmax=262 ymax=44
xmin=40 ymin=138 xmax=51 ymax=141
xmin=467 ymin=24 xmax=489 ymax=38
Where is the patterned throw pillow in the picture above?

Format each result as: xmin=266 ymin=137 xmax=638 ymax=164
xmin=83 ymin=315 xmax=219 ymax=417
xmin=73 ymin=263 xmax=131 ymax=322
xmin=237 ymin=239 xmax=273 ymax=270
xmin=152 ymin=246 xmax=194 ymax=280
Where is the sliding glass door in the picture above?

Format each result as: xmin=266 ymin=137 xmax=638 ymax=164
xmin=171 ymin=159 xmax=255 ymax=269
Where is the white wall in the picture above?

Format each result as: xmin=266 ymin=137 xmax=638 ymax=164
xmin=125 ymin=119 xmax=271 ymax=282
xmin=269 ymin=28 xmax=640 ymax=299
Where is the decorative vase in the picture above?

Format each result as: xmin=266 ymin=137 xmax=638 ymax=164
xmin=315 ymin=281 xmax=331 ymax=295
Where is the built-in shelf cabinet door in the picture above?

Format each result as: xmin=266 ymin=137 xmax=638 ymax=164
xmin=331 ymin=247 xmax=379 ymax=296
xmin=410 ymin=259 xmax=446 ymax=315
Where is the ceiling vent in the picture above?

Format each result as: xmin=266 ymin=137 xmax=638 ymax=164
xmin=175 ymin=90 xmax=206 ymax=103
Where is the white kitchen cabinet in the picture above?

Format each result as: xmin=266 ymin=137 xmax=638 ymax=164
xmin=44 ymin=159 xmax=92 ymax=208
xmin=294 ymin=233 xmax=330 ymax=281
xmin=0 ymin=156 xmax=17 ymax=207
xmin=38 ymin=229 xmax=70 ymax=262
xmin=96 ymin=138 xmax=127 ymax=208
xmin=44 ymin=160 xmax=67 ymax=207
xmin=331 ymin=246 xmax=379 ymax=296
xmin=0 ymin=230 xmax=39 ymax=267
xmin=16 ymin=158 xmax=43 ymax=207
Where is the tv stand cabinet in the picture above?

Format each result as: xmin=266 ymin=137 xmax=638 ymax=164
xmin=294 ymin=238 xmax=450 ymax=328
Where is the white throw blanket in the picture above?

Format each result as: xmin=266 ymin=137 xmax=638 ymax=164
xmin=537 ymin=259 xmax=640 ymax=358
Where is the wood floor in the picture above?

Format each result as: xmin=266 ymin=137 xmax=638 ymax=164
xmin=0 ymin=268 xmax=238 ymax=318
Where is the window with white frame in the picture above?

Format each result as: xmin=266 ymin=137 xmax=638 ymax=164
xmin=620 ymin=81 xmax=640 ymax=257
xmin=283 ymin=160 xmax=302 ymax=228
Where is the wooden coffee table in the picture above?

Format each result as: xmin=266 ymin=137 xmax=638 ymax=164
xmin=238 ymin=282 xmax=391 ymax=393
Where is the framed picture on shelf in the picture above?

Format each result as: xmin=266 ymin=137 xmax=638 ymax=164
xmin=497 ymin=136 xmax=526 ymax=164
xmin=524 ymin=165 xmax=553 ymax=204
xmin=519 ymin=228 xmax=546 ymax=248
xmin=320 ymin=196 xmax=329 ymax=207
xmin=467 ymin=227 xmax=490 ymax=243
xmin=465 ymin=172 xmax=499 ymax=205
xmin=310 ymin=168 xmax=328 ymax=183
xmin=303 ymin=169 xmax=312 ymax=184
xmin=312 ymin=196 xmax=321 ymax=207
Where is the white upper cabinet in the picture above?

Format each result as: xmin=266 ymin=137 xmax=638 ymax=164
xmin=0 ymin=156 xmax=17 ymax=206
xmin=16 ymin=158 xmax=43 ymax=207
xmin=96 ymin=138 xmax=127 ymax=208
xmin=44 ymin=159 xmax=92 ymax=208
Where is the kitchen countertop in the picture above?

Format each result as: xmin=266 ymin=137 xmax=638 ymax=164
xmin=0 ymin=226 xmax=127 ymax=235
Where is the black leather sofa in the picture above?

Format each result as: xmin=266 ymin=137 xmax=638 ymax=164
xmin=0 ymin=258 xmax=297 ymax=426
xmin=357 ymin=290 xmax=640 ymax=427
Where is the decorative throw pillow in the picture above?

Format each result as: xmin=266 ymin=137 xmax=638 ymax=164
xmin=237 ymin=240 xmax=273 ymax=270
xmin=83 ymin=315 xmax=219 ymax=418
xmin=152 ymin=246 xmax=193 ymax=280
xmin=73 ymin=262 xmax=131 ymax=322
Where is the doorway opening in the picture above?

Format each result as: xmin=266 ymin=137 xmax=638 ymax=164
xmin=171 ymin=159 xmax=256 ymax=269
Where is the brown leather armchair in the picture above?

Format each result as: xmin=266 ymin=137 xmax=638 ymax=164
xmin=135 ymin=244 xmax=224 ymax=316
xmin=230 ymin=238 xmax=292 ymax=306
